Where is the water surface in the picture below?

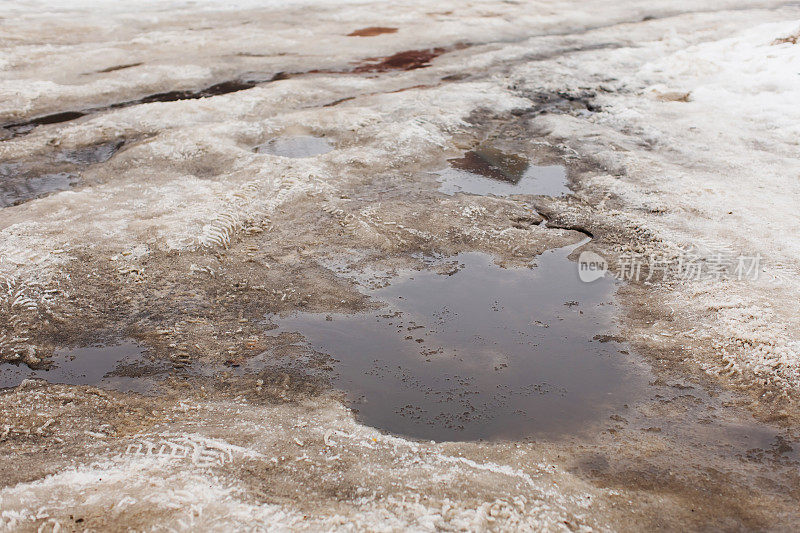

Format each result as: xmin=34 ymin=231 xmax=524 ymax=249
xmin=272 ymin=244 xmax=650 ymax=441
xmin=0 ymin=340 xmax=152 ymax=392
xmin=438 ymin=146 xmax=570 ymax=197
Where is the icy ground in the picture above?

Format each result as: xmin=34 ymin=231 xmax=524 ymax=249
xmin=1 ymin=0 xmax=800 ymax=530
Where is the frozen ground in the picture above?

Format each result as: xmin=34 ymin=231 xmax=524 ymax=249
xmin=1 ymin=0 xmax=800 ymax=530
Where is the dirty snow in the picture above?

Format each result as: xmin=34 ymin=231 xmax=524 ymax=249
xmin=2 ymin=0 xmax=800 ymax=530
xmin=534 ymin=18 xmax=800 ymax=391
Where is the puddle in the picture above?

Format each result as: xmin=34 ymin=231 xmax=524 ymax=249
xmin=254 ymin=136 xmax=334 ymax=158
xmin=0 ymin=341 xmax=155 ymax=393
xmin=438 ymin=147 xmax=570 ymax=197
xmin=450 ymin=148 xmax=530 ymax=183
xmin=56 ymin=140 xmax=123 ymax=165
xmin=438 ymin=165 xmax=568 ymax=197
xmin=0 ymin=140 xmax=124 ymax=207
xmin=268 ymin=244 xmax=800 ymax=455
xmin=270 ymin=243 xmax=652 ymax=441
xmin=0 ymin=169 xmax=77 ymax=208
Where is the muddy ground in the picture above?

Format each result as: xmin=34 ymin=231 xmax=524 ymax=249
xmin=1 ymin=0 xmax=800 ymax=530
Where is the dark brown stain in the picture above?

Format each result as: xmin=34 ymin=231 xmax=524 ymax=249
xmin=0 ymin=110 xmax=88 ymax=137
xmin=322 ymin=83 xmax=440 ymax=107
xmin=27 ymin=110 xmax=87 ymax=126
xmin=3 ymin=47 xmax=452 ymax=139
xmin=1 ymin=73 xmax=288 ymax=139
xmin=234 ymin=52 xmax=271 ymax=57
xmin=96 ymin=62 xmax=143 ymax=73
xmin=124 ymin=79 xmax=261 ymax=106
xmin=448 ymin=146 xmax=529 ymax=184
xmin=323 ymin=96 xmax=356 ymax=107
xmin=354 ymin=48 xmax=445 ymax=72
xmin=441 ymin=73 xmax=470 ymax=81
xmin=388 ymin=84 xmax=434 ymax=93
xmin=347 ymin=26 xmax=398 ymax=37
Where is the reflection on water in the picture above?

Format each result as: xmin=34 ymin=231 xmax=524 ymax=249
xmin=272 ymin=244 xmax=649 ymax=441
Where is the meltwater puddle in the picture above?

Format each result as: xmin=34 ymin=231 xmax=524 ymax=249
xmin=0 ymin=340 xmax=155 ymax=393
xmin=437 ymin=146 xmax=570 ymax=197
xmin=271 ymin=243 xmax=652 ymax=441
xmin=0 ymin=139 xmax=124 ymax=208
xmin=0 ymin=168 xmax=77 ymax=208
